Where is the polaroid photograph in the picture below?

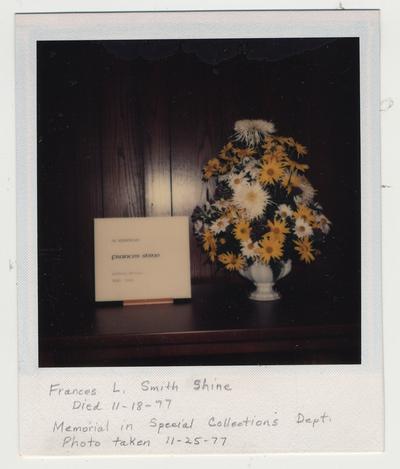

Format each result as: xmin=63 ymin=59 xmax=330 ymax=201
xmin=15 ymin=9 xmax=383 ymax=457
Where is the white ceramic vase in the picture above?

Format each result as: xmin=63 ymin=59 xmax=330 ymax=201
xmin=239 ymin=260 xmax=292 ymax=301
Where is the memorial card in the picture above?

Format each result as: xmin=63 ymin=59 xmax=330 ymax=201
xmin=94 ymin=217 xmax=191 ymax=302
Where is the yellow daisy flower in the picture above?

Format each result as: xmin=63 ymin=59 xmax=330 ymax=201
xmin=203 ymin=169 xmax=213 ymax=180
xmin=218 ymin=252 xmax=246 ymax=271
xmin=267 ymin=219 xmax=289 ymax=242
xmin=262 ymin=151 xmax=274 ymax=162
xmin=259 ymin=158 xmax=285 ymax=185
xmin=262 ymin=142 xmax=287 ymax=163
xmin=262 ymin=136 xmax=275 ymax=152
xmin=209 ymin=249 xmax=217 ymax=262
xmin=276 ymin=136 xmax=295 ymax=147
xmin=226 ymin=206 xmax=244 ymax=223
xmin=257 ymin=235 xmax=283 ymax=264
xmin=272 ymin=144 xmax=287 ymax=159
xmin=233 ymin=219 xmax=252 ymax=241
xmin=295 ymin=142 xmax=308 ymax=156
xmin=262 ymin=151 xmax=286 ymax=164
xmin=232 ymin=147 xmax=256 ymax=159
xmin=293 ymin=204 xmax=315 ymax=225
xmin=202 ymin=158 xmax=220 ymax=179
xmin=281 ymin=170 xmax=302 ymax=193
xmin=282 ymin=157 xmax=309 ymax=173
xmin=219 ymin=142 xmax=233 ymax=160
xmin=294 ymin=237 xmax=315 ymax=263
xmin=218 ymin=162 xmax=231 ymax=175
xmin=202 ymin=229 xmax=216 ymax=252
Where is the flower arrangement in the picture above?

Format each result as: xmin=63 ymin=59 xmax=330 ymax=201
xmin=191 ymin=119 xmax=331 ymax=280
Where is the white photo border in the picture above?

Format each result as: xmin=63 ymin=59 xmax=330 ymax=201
xmin=7 ymin=3 xmax=393 ymax=467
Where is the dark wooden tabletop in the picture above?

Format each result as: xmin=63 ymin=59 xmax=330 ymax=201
xmin=40 ymin=279 xmax=361 ymax=367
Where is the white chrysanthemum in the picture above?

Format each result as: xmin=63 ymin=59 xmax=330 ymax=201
xmin=233 ymin=119 xmax=276 ymax=147
xmin=298 ymin=179 xmax=316 ymax=204
xmin=277 ymin=204 xmax=293 ymax=219
xmin=228 ymin=171 xmax=247 ymax=190
xmin=241 ymin=240 xmax=260 ymax=259
xmin=294 ymin=218 xmax=313 ymax=238
xmin=316 ymin=214 xmax=331 ymax=234
xmin=210 ymin=216 xmax=229 ymax=234
xmin=232 ymin=182 xmax=269 ymax=220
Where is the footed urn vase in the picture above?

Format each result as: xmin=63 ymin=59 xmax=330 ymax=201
xmin=239 ymin=260 xmax=292 ymax=301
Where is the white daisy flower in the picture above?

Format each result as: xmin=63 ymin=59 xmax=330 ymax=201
xmin=232 ymin=182 xmax=270 ymax=220
xmin=233 ymin=119 xmax=276 ymax=147
xmin=277 ymin=204 xmax=293 ymax=219
xmin=241 ymin=239 xmax=260 ymax=259
xmin=210 ymin=216 xmax=230 ymax=234
xmin=228 ymin=171 xmax=248 ymax=190
xmin=298 ymin=179 xmax=316 ymax=204
xmin=315 ymin=214 xmax=331 ymax=234
xmin=294 ymin=218 xmax=313 ymax=238
xmin=193 ymin=220 xmax=203 ymax=235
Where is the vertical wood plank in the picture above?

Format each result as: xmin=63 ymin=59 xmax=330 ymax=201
xmin=73 ymin=44 xmax=105 ymax=305
xmin=139 ymin=60 xmax=172 ymax=216
xmin=168 ymin=53 xmax=224 ymax=280
xmin=218 ymin=55 xmax=273 ymax=140
xmin=101 ymin=55 xmax=145 ymax=218
xmin=37 ymin=42 xmax=105 ymax=324
xmin=37 ymin=42 xmax=78 ymax=324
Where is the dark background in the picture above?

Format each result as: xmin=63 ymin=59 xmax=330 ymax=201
xmin=37 ymin=38 xmax=360 ymax=362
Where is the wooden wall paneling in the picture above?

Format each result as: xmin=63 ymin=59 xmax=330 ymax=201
xmin=217 ymin=57 xmax=275 ymax=147
xmin=285 ymin=45 xmax=335 ymax=289
xmin=305 ymin=42 xmax=337 ymax=207
xmin=37 ymin=42 xmax=87 ymax=324
xmin=247 ymin=60 xmax=279 ymax=126
xmin=37 ymin=39 xmax=360 ymax=321
xmin=258 ymin=57 xmax=297 ymax=136
xmin=100 ymin=54 xmax=145 ymax=218
xmin=73 ymin=44 xmax=106 ymax=306
xmin=263 ymin=40 xmax=360 ymax=302
xmin=139 ymin=60 xmax=172 ymax=217
xmin=218 ymin=57 xmax=255 ymax=139
xmin=305 ymin=39 xmax=361 ymax=302
xmin=37 ymin=42 xmax=67 ymax=323
xmin=169 ymin=53 xmax=224 ymax=280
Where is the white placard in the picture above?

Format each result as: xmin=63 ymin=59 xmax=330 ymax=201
xmin=94 ymin=217 xmax=191 ymax=302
